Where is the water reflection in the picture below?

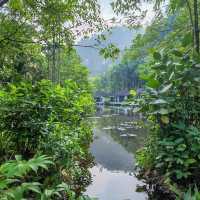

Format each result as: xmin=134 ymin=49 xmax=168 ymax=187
xmin=85 ymin=106 xmax=147 ymax=200
xmin=91 ymin=128 xmax=135 ymax=172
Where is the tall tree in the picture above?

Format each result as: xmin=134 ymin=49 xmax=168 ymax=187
xmin=112 ymin=0 xmax=200 ymax=54
xmin=0 ymin=0 xmax=103 ymax=82
xmin=194 ymin=0 xmax=199 ymax=53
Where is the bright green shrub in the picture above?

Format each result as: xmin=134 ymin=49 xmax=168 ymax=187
xmin=135 ymin=49 xmax=200 ymax=183
xmin=0 ymin=155 xmax=93 ymax=200
xmin=136 ymin=126 xmax=159 ymax=170
xmin=156 ymin=125 xmax=200 ymax=180
xmin=0 ymin=80 xmax=94 ymax=159
xmin=39 ymin=121 xmax=94 ymax=190
xmin=0 ymin=79 xmax=94 ymax=196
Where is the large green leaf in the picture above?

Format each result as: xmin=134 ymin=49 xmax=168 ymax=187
xmin=153 ymin=108 xmax=170 ymax=115
xmin=9 ymin=0 xmax=23 ymax=10
xmin=172 ymin=49 xmax=183 ymax=57
xmin=153 ymin=52 xmax=161 ymax=60
xmin=150 ymin=99 xmax=168 ymax=105
xmin=147 ymin=79 xmax=160 ymax=88
xmin=159 ymin=83 xmax=173 ymax=94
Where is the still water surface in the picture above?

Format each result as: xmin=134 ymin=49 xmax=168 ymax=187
xmin=85 ymin=106 xmax=147 ymax=200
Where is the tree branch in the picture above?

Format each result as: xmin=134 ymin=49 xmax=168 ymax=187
xmin=194 ymin=0 xmax=199 ymax=53
xmin=72 ymin=44 xmax=99 ymax=50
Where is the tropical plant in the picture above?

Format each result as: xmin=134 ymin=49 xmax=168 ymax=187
xmin=0 ymin=0 xmax=104 ymax=83
xmin=0 ymin=155 xmax=94 ymax=200
xmin=175 ymin=186 xmax=200 ymax=200
xmin=105 ymin=0 xmax=200 ymax=196
xmin=0 ymin=80 xmax=93 ymax=158
xmin=0 ymin=79 xmax=94 ymax=197
xmin=134 ymin=47 xmax=200 ymax=180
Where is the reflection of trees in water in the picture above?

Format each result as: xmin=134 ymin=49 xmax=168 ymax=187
xmin=109 ymin=129 xmax=146 ymax=155
xmin=91 ymin=128 xmax=136 ymax=172
xmin=91 ymin=106 xmax=148 ymax=172
xmin=93 ymin=107 xmax=147 ymax=157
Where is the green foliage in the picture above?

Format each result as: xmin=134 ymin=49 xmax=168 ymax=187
xmin=136 ymin=124 xmax=159 ymax=170
xmin=59 ymin=48 xmax=91 ymax=90
xmin=0 ymin=0 xmax=102 ymax=83
xmin=111 ymin=0 xmax=188 ymax=19
xmin=174 ymin=186 xmax=200 ymax=200
xmin=0 ymin=1 xmax=97 ymax=195
xmin=0 ymin=155 xmax=93 ymax=200
xmin=93 ymin=61 xmax=142 ymax=95
xmin=0 ymin=80 xmax=93 ymax=158
xmin=129 ymin=89 xmax=137 ymax=97
xmin=156 ymin=125 xmax=200 ymax=180
xmin=93 ymin=14 xmax=179 ymax=95
xmin=111 ymin=1 xmax=200 ymax=195
xmin=135 ymin=48 xmax=200 ymax=182
xmin=0 ymin=79 xmax=94 ymax=197
xmin=0 ymin=155 xmax=53 ymax=199
xmin=100 ymin=44 xmax=120 ymax=59
xmin=0 ymin=155 xmax=53 ymax=178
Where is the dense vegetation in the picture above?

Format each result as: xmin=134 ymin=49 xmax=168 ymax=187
xmin=0 ymin=81 xmax=95 ymax=199
xmin=0 ymin=0 xmax=100 ymax=199
xmin=93 ymin=0 xmax=200 ymax=198
xmin=92 ymin=60 xmax=143 ymax=95
xmin=2 ymin=0 xmax=200 ymax=199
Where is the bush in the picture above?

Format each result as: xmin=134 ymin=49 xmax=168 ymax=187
xmin=0 ymin=79 xmax=94 ymax=196
xmin=135 ymin=50 xmax=200 ymax=184
xmin=0 ymin=80 xmax=93 ymax=158
xmin=156 ymin=125 xmax=200 ymax=180
xmin=182 ymin=186 xmax=200 ymax=200
xmin=136 ymin=126 xmax=159 ymax=170
xmin=0 ymin=155 xmax=93 ymax=200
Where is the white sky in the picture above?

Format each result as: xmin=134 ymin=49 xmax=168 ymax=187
xmin=75 ymin=0 xmax=156 ymax=41
xmin=98 ymin=0 xmax=156 ymax=27
xmin=98 ymin=0 xmax=116 ymax=20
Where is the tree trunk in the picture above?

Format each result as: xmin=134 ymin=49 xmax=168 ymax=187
xmin=186 ymin=0 xmax=195 ymax=50
xmin=57 ymin=34 xmax=61 ymax=84
xmin=52 ymin=31 xmax=56 ymax=82
xmin=47 ymin=47 xmax=51 ymax=80
xmin=194 ymin=0 xmax=199 ymax=53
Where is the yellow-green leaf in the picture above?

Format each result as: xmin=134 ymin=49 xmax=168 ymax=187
xmin=161 ymin=116 xmax=169 ymax=124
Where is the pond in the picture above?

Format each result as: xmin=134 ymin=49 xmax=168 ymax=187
xmin=85 ymin=106 xmax=148 ymax=200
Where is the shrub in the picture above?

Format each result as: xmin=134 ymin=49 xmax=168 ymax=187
xmin=0 ymin=155 xmax=93 ymax=200
xmin=174 ymin=186 xmax=200 ymax=200
xmin=135 ymin=49 xmax=200 ymax=184
xmin=0 ymin=79 xmax=94 ymax=197
xmin=156 ymin=125 xmax=200 ymax=180
xmin=136 ymin=126 xmax=159 ymax=170
xmin=0 ymin=80 xmax=94 ymax=159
